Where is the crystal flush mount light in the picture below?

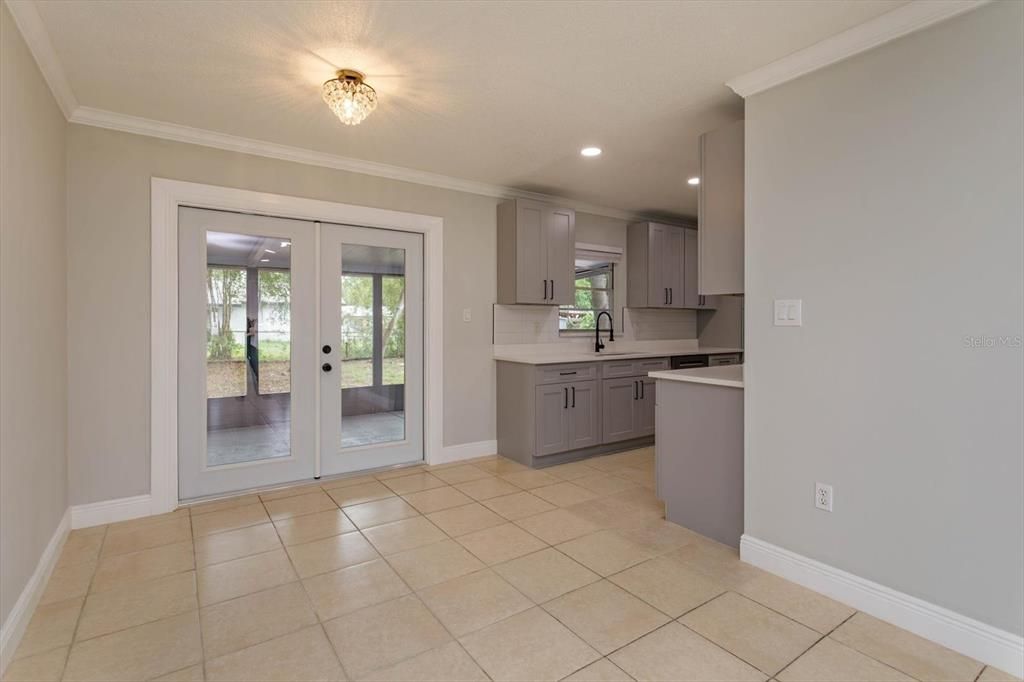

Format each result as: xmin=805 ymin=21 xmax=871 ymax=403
xmin=322 ymin=69 xmax=377 ymax=126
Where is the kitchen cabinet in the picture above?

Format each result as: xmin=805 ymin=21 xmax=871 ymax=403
xmin=627 ymin=222 xmax=712 ymax=309
xmin=533 ymin=380 xmax=599 ymax=456
xmin=698 ymin=120 xmax=744 ymax=295
xmin=601 ymin=374 xmax=657 ymax=443
xmin=496 ymin=357 xmax=667 ymax=467
xmin=683 ymin=227 xmax=716 ymax=309
xmin=497 ymin=198 xmax=575 ymax=305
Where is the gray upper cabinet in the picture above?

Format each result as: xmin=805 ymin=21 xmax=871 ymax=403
xmin=627 ymin=222 xmax=710 ymax=308
xmin=497 ymin=199 xmax=576 ymax=305
xmin=698 ymin=120 xmax=744 ymax=295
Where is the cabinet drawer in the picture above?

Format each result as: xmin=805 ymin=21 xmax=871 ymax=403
xmin=536 ymin=363 xmax=597 ymax=385
xmin=708 ymin=353 xmax=742 ymax=366
xmin=601 ymin=360 xmax=639 ymax=379
xmin=600 ymin=357 xmax=668 ymax=379
xmin=634 ymin=357 xmax=670 ymax=373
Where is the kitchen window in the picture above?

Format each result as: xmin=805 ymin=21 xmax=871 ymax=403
xmin=560 ymin=244 xmax=621 ymax=332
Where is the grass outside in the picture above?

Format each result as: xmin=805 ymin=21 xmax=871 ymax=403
xmin=206 ymin=358 xmax=405 ymax=398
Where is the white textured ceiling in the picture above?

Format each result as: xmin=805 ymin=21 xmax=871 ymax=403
xmin=35 ymin=0 xmax=904 ymax=218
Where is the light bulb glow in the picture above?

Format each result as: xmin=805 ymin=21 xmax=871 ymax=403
xmin=580 ymin=147 xmax=602 ymax=157
xmin=687 ymin=177 xmax=700 ymax=185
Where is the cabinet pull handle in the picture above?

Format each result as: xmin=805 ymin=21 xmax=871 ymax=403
xmin=543 ymin=280 xmax=548 ymax=300
xmin=640 ymin=381 xmax=645 ymax=399
xmin=571 ymin=386 xmax=576 ymax=408
xmin=634 ymin=380 xmax=638 ymax=400
xmin=564 ymin=387 xmax=568 ymax=409
xmin=550 ymin=280 xmax=554 ymax=300
xmin=559 ymin=371 xmax=577 ymax=376
xmin=669 ymin=288 xmax=673 ymax=304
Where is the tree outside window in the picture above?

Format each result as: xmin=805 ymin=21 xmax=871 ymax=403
xmin=560 ymin=263 xmax=614 ymax=331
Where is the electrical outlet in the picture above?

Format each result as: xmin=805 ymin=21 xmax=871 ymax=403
xmin=815 ymin=483 xmax=833 ymax=512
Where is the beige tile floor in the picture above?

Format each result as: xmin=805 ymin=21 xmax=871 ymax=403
xmin=5 ymin=448 xmax=1018 ymax=682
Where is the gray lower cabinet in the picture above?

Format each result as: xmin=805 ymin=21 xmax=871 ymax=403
xmin=497 ymin=358 xmax=666 ymax=467
xmin=535 ymin=384 xmax=572 ymax=456
xmin=602 ymin=376 xmax=657 ymax=443
xmin=533 ymin=380 xmax=599 ymax=457
xmin=569 ymin=381 xmax=601 ymax=450
xmin=637 ymin=378 xmax=656 ymax=436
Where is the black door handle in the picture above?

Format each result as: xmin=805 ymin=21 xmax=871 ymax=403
xmin=571 ymin=386 xmax=576 ymax=408
xmin=322 ymin=363 xmax=332 ymax=372
xmin=322 ymin=345 xmax=331 ymax=354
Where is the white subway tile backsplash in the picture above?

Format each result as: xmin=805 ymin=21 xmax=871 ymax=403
xmin=493 ymin=305 xmax=696 ymax=345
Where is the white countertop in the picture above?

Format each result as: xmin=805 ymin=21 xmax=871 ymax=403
xmin=649 ymin=365 xmax=744 ymax=388
xmin=493 ymin=344 xmax=743 ymax=366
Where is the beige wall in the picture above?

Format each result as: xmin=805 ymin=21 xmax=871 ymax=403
xmin=745 ymin=1 xmax=1023 ymax=634
xmin=66 ymin=125 xmax=507 ymax=504
xmin=0 ymin=5 xmax=69 ymax=626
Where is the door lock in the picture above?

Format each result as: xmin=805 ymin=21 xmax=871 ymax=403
xmin=322 ymin=363 xmax=332 ymax=372
xmin=322 ymin=344 xmax=331 ymax=354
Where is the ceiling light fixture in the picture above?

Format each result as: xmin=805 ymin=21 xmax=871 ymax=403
xmin=280 ymin=241 xmax=291 ymax=248
xmin=688 ymin=177 xmax=700 ymax=185
xmin=580 ymin=147 xmax=602 ymax=157
xmin=322 ymin=69 xmax=378 ymax=126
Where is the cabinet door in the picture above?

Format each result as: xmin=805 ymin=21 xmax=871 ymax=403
xmin=699 ymin=120 xmax=744 ymax=295
xmin=602 ymin=378 xmax=638 ymax=443
xmin=682 ymin=228 xmax=699 ymax=307
xmin=546 ymin=206 xmax=575 ymax=305
xmin=535 ymin=384 xmax=570 ymax=456
xmin=569 ymin=381 xmax=600 ymax=450
xmin=647 ymin=224 xmax=670 ymax=307
xmin=516 ymin=200 xmax=549 ymax=304
xmin=664 ymin=226 xmax=685 ymax=308
xmin=636 ymin=378 xmax=657 ymax=437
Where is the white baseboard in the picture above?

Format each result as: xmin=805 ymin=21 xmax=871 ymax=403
xmin=0 ymin=509 xmax=71 ymax=675
xmin=431 ymin=440 xmax=498 ymax=466
xmin=71 ymin=494 xmax=153 ymax=529
xmin=740 ymin=535 xmax=1024 ymax=677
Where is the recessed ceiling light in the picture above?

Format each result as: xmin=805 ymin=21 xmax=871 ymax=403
xmin=280 ymin=241 xmax=291 ymax=248
xmin=688 ymin=177 xmax=700 ymax=185
xmin=580 ymin=147 xmax=602 ymax=157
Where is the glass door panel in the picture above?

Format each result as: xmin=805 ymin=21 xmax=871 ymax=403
xmin=178 ymin=208 xmax=315 ymax=500
xmin=320 ymin=225 xmax=423 ymax=475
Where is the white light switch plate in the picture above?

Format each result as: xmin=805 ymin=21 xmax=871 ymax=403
xmin=462 ymin=308 xmax=472 ymax=323
xmin=774 ymin=299 xmax=802 ymax=326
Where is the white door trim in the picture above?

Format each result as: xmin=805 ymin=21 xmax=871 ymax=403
xmin=151 ymin=177 xmax=444 ymax=513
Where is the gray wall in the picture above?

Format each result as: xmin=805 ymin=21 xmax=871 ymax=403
xmin=745 ymin=1 xmax=1023 ymax=635
xmin=67 ymin=125 xmax=503 ymax=504
xmin=0 ymin=5 xmax=69 ymax=627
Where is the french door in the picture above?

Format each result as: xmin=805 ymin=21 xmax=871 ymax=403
xmin=177 ymin=207 xmax=423 ymax=500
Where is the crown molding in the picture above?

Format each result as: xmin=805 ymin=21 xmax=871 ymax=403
xmin=726 ymin=0 xmax=990 ymax=98
xmin=3 ymin=0 xmax=78 ymax=118
xmin=69 ymin=106 xmax=659 ymax=222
